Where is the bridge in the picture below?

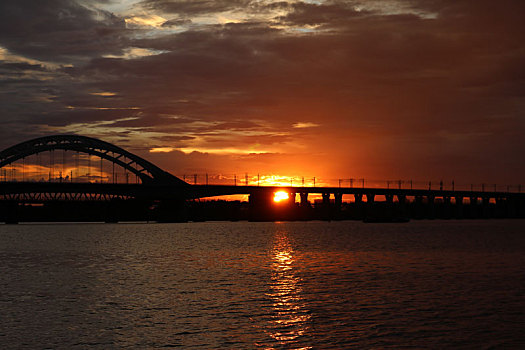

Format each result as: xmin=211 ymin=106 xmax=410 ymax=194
xmin=1 ymin=135 xmax=524 ymax=222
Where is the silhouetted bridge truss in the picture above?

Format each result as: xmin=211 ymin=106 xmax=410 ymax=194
xmin=1 ymin=135 xmax=524 ymax=222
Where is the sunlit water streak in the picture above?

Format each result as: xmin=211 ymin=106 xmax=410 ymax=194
xmin=265 ymin=228 xmax=312 ymax=349
xmin=1 ymin=220 xmax=525 ymax=349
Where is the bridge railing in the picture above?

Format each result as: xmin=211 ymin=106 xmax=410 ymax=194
xmin=173 ymin=173 xmax=523 ymax=193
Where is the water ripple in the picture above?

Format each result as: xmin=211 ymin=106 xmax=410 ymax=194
xmin=0 ymin=220 xmax=524 ymax=348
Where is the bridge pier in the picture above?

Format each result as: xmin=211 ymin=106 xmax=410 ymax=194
xmin=362 ymin=193 xmax=377 ymax=221
xmin=333 ymin=193 xmax=343 ymax=220
xmin=469 ymin=196 xmax=478 ymax=218
xmin=494 ymin=198 xmax=507 ymax=218
xmin=105 ymin=199 xmax=121 ymax=223
xmin=395 ymin=194 xmax=408 ymax=219
xmin=248 ymin=191 xmax=272 ymax=221
xmin=482 ymin=197 xmax=491 ymax=218
xmin=442 ymin=196 xmax=451 ymax=219
xmin=350 ymin=193 xmax=364 ymax=219
xmin=427 ymin=195 xmax=435 ymax=219
xmin=322 ymin=193 xmax=331 ymax=206
xmin=300 ymin=192 xmax=309 ymax=206
xmin=320 ymin=193 xmax=331 ymax=220
xmin=413 ymin=196 xmax=423 ymax=219
xmin=297 ymin=192 xmax=311 ymax=220
xmin=518 ymin=197 xmax=525 ymax=218
xmin=1 ymin=201 xmax=19 ymax=224
xmin=334 ymin=193 xmax=343 ymax=207
xmin=455 ymin=196 xmax=464 ymax=219
xmin=289 ymin=192 xmax=296 ymax=205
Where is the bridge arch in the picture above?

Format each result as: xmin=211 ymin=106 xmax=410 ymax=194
xmin=0 ymin=135 xmax=187 ymax=185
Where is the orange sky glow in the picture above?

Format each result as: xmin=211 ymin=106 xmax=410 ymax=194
xmin=0 ymin=0 xmax=524 ymax=188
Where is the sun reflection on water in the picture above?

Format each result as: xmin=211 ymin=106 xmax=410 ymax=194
xmin=266 ymin=229 xmax=312 ymax=349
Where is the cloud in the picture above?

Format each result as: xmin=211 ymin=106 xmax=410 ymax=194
xmin=0 ymin=0 xmax=524 ymax=183
xmin=149 ymin=147 xmax=175 ymax=153
xmin=125 ymin=14 xmax=167 ymax=28
xmin=140 ymin=0 xmax=251 ymax=16
xmin=293 ymin=122 xmax=319 ymax=128
xmin=0 ymin=0 xmax=128 ymax=63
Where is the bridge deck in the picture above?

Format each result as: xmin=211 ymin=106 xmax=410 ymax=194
xmin=0 ymin=182 xmax=522 ymax=201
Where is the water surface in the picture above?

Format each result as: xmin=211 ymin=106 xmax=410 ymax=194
xmin=1 ymin=220 xmax=524 ymax=348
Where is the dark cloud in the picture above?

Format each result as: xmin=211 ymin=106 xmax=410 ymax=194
xmin=140 ymin=0 xmax=251 ymax=16
xmin=0 ymin=62 xmax=46 ymax=72
xmin=0 ymin=0 xmax=127 ymax=62
xmin=161 ymin=18 xmax=192 ymax=27
xmin=0 ymin=0 xmax=524 ymax=183
xmin=276 ymin=1 xmax=366 ymax=26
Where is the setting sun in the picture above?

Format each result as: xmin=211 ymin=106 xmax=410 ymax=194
xmin=273 ymin=191 xmax=289 ymax=203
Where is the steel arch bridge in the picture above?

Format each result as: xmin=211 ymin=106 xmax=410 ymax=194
xmin=0 ymin=135 xmax=187 ymax=186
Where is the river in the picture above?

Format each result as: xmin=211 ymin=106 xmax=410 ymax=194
xmin=1 ymin=220 xmax=524 ymax=348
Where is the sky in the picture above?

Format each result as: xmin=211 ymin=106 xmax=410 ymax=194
xmin=0 ymin=0 xmax=524 ymax=187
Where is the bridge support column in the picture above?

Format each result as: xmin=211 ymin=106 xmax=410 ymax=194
xmin=248 ymin=191 xmax=274 ymax=221
xmin=334 ymin=193 xmax=343 ymax=220
xmin=395 ymin=194 xmax=408 ymax=219
xmin=427 ymin=195 xmax=435 ymax=219
xmin=518 ymin=198 xmax=525 ymax=218
xmin=495 ymin=198 xmax=506 ymax=218
xmin=288 ymin=192 xmax=296 ymax=205
xmin=320 ymin=193 xmax=331 ymax=221
xmin=351 ymin=193 xmax=364 ymax=220
xmin=334 ymin=193 xmax=343 ymax=208
xmin=322 ymin=193 xmax=331 ymax=206
xmin=105 ymin=199 xmax=121 ymax=223
xmin=470 ymin=197 xmax=478 ymax=218
xmin=362 ymin=193 xmax=376 ymax=221
xmin=414 ymin=196 xmax=424 ymax=219
xmin=455 ymin=196 xmax=464 ymax=219
xmin=300 ymin=192 xmax=309 ymax=206
xmin=482 ymin=197 xmax=491 ymax=218
xmin=2 ymin=201 xmax=19 ymax=224
xmin=443 ymin=197 xmax=451 ymax=219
